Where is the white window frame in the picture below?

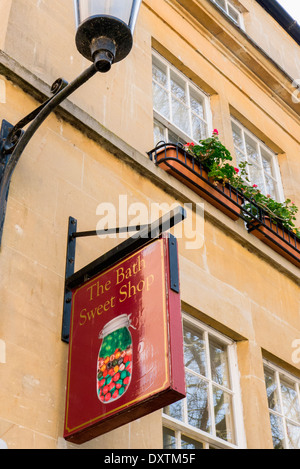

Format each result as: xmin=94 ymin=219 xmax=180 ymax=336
xmin=212 ymin=0 xmax=245 ymax=29
xmin=153 ymin=118 xmax=187 ymax=147
xmin=264 ymin=359 xmax=300 ymax=449
xmin=152 ymin=51 xmax=213 ymax=146
xmin=162 ymin=313 xmax=247 ymax=449
xmin=231 ymin=117 xmax=285 ymax=202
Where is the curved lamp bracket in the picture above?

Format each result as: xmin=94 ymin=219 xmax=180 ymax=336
xmin=0 ymin=8 xmax=141 ymax=247
xmin=0 ymin=64 xmax=97 ymax=246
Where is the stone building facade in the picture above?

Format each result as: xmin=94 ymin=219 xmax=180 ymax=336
xmin=0 ymin=0 xmax=299 ymax=449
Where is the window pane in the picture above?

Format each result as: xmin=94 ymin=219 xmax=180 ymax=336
xmin=231 ymin=119 xmax=282 ymax=201
xmin=231 ymin=122 xmax=245 ymax=152
xmin=228 ymin=5 xmax=239 ymax=24
xmin=265 ymin=175 xmax=276 ymax=199
xmin=163 ymin=427 xmax=176 ymax=449
xmin=209 ymin=338 xmax=230 ymax=388
xmin=152 ymin=60 xmax=168 ymax=87
xmin=153 ymin=82 xmax=170 ymax=119
xmin=163 ymin=318 xmax=241 ymax=449
xmin=236 ymin=149 xmax=247 ymax=167
xmin=152 ymin=54 xmax=211 ymax=144
xmin=245 ymin=135 xmax=260 ymax=165
xmin=261 ymin=150 xmax=273 ymax=176
xmin=280 ymin=377 xmax=300 ymax=423
xmin=172 ymin=98 xmax=190 ymax=135
xmin=181 ymin=434 xmax=204 ymax=449
xmin=215 ymin=0 xmax=226 ymax=10
xmin=186 ymin=372 xmax=211 ymax=433
xmin=286 ymin=422 xmax=300 ymax=449
xmin=154 ymin=121 xmax=165 ymax=146
xmin=213 ymin=386 xmax=235 ymax=444
xmin=264 ymin=367 xmax=281 ymax=413
xmin=168 ymin=129 xmax=186 ymax=146
xmin=190 ymin=90 xmax=205 ymax=119
xmin=184 ymin=325 xmax=207 ymax=376
xmin=163 ymin=399 xmax=183 ymax=422
xmin=192 ymin=116 xmax=207 ymax=142
xmin=249 ymin=162 xmax=265 ymax=190
xmin=270 ymin=413 xmax=285 ymax=449
xmin=170 ymin=71 xmax=186 ymax=103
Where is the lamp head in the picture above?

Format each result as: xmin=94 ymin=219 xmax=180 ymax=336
xmin=74 ymin=0 xmax=142 ymax=72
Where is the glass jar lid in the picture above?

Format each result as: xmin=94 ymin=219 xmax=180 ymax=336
xmin=99 ymin=314 xmax=130 ymax=339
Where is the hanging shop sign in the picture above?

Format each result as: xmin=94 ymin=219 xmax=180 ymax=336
xmin=63 ymin=234 xmax=185 ymax=444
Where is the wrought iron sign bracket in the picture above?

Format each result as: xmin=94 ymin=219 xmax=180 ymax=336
xmin=61 ymin=206 xmax=187 ymax=343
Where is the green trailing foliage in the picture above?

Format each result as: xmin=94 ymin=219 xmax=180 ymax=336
xmin=185 ymin=130 xmax=300 ymax=239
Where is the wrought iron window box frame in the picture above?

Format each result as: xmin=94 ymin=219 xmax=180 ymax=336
xmin=247 ymin=216 xmax=300 ymax=268
xmin=148 ymin=143 xmax=300 ymax=268
xmin=148 ymin=143 xmax=244 ymax=221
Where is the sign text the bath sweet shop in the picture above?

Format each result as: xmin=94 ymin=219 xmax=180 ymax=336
xmin=64 ymin=235 xmax=186 ymax=444
xmin=78 ymin=254 xmax=154 ymax=326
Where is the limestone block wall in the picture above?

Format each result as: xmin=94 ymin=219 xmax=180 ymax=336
xmin=0 ymin=0 xmax=299 ymax=449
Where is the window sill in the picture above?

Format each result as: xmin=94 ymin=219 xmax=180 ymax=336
xmin=162 ymin=414 xmax=242 ymax=449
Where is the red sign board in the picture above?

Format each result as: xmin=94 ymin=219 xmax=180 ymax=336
xmin=64 ymin=235 xmax=185 ymax=444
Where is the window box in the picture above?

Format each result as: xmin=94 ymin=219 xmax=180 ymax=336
xmin=247 ymin=217 xmax=300 ymax=268
xmin=148 ymin=144 xmax=244 ymax=221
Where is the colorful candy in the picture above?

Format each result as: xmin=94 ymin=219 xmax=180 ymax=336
xmin=97 ymin=316 xmax=133 ymax=404
xmin=97 ymin=343 xmax=132 ymax=404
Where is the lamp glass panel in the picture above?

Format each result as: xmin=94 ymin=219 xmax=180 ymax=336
xmin=77 ymin=0 xmax=134 ymax=25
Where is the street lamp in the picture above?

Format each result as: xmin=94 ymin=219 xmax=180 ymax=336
xmin=0 ymin=0 xmax=142 ymax=245
xmin=74 ymin=0 xmax=142 ymax=72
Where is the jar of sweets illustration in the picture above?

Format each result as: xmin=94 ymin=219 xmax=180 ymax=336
xmin=97 ymin=314 xmax=133 ymax=404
